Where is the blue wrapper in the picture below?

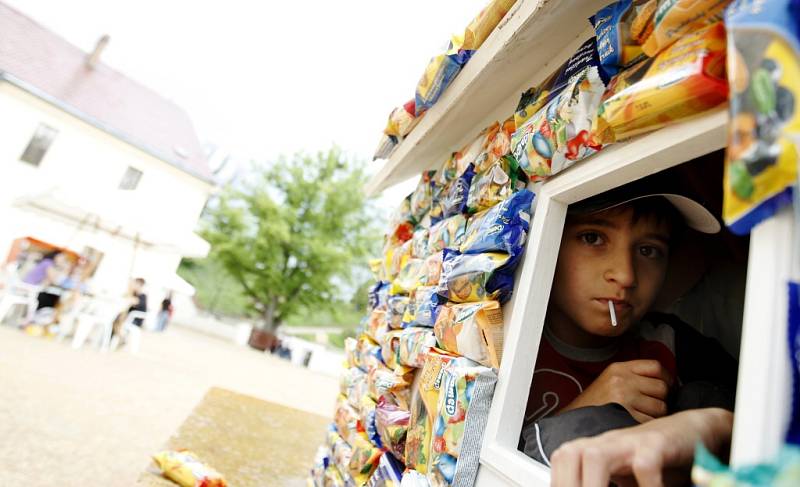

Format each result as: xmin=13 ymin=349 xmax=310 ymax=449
xmin=440 ymin=163 xmax=477 ymax=219
xmin=369 ymin=281 xmax=390 ymax=310
xmin=788 ymin=281 xmax=800 ymax=445
xmin=460 ymin=189 xmax=534 ymax=258
xmin=412 ymin=286 xmax=444 ymax=328
xmin=366 ymin=452 xmax=404 ymax=487
xmin=589 ymin=0 xmax=649 ymax=79
xmin=436 ymin=249 xmax=518 ymax=304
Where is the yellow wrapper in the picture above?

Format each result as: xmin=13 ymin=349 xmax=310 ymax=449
xmin=152 ymin=450 xmax=227 ymax=487
xmin=434 ymin=301 xmax=505 ymax=368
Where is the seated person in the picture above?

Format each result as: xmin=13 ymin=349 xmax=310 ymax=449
xmin=111 ymin=277 xmax=148 ymax=343
xmin=520 ymin=173 xmax=738 ymax=470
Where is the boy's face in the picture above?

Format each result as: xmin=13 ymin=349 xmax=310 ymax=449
xmin=548 ymin=206 xmax=671 ymax=347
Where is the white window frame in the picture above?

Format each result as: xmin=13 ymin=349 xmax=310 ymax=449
xmin=474 ymin=108 xmax=796 ymax=485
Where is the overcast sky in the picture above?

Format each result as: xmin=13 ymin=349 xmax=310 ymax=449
xmin=5 ymin=0 xmax=490 ymax=209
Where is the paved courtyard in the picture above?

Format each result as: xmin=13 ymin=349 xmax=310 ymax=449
xmin=0 ymin=324 xmax=338 ymax=486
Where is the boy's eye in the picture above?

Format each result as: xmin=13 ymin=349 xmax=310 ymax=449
xmin=579 ymin=232 xmax=604 ymax=246
xmin=638 ymin=245 xmax=665 ymax=259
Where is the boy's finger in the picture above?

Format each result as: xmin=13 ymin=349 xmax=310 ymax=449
xmin=636 ymin=375 xmax=670 ymax=400
xmin=631 ymin=359 xmax=674 ymax=386
xmin=551 ymin=444 xmax=582 ymax=487
xmin=632 ymin=394 xmax=668 ymax=419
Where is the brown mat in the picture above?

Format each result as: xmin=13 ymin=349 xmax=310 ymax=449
xmin=138 ymin=387 xmax=330 ymax=487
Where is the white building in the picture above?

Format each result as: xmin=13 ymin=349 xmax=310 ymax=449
xmin=0 ymin=2 xmax=214 ymax=298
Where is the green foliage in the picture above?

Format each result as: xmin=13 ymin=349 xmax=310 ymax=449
xmin=201 ymin=148 xmax=379 ymax=331
xmin=178 ymin=258 xmax=252 ymax=317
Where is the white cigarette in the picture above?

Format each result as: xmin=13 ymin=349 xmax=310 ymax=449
xmin=609 ymin=300 xmax=617 ymax=327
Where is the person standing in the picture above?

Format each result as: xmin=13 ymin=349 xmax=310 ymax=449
xmin=156 ymin=291 xmax=173 ymax=331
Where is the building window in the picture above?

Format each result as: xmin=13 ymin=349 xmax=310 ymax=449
xmin=19 ymin=123 xmax=58 ymax=166
xmin=119 ymin=166 xmax=143 ymax=190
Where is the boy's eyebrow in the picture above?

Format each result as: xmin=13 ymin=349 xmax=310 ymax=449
xmin=567 ymin=217 xmax=619 ymax=229
xmin=640 ymin=232 xmax=671 ymax=245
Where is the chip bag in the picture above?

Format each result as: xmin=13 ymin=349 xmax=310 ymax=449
xmin=511 ymin=38 xmax=608 ymax=180
xmin=641 ymin=0 xmax=730 ymax=57
xmin=436 ymin=250 xmax=516 ymax=304
xmin=411 ymin=286 xmax=444 ymax=328
xmin=368 ymin=364 xmax=415 ymax=409
xmin=398 ymin=326 xmax=438 ymax=368
xmin=439 ymin=163 xmax=477 ymax=218
xmin=466 ymin=154 xmax=529 ymax=214
xmin=723 ymin=0 xmax=800 ymax=234
xmin=422 ymin=252 xmax=444 ymax=287
xmin=340 ymin=367 xmax=367 ymax=405
xmin=591 ymin=0 xmax=656 ymax=78
xmin=385 ymin=100 xmax=422 ymax=138
xmin=374 ymin=134 xmax=398 ymax=161
xmin=345 ymin=337 xmax=360 ymax=369
xmin=381 ymin=329 xmax=404 ymax=371
xmin=349 ymin=433 xmax=384 ymax=485
xmin=428 ymin=361 xmax=497 ymax=487
xmin=367 ymin=452 xmax=405 ymax=487
xmin=412 ymin=228 xmax=431 ymax=259
xmin=596 ymin=21 xmax=728 ymax=143
xmin=460 ymin=189 xmax=534 ymax=258
xmin=434 ymin=301 xmax=505 ymax=369
xmin=367 ymin=309 xmax=388 ymax=342
xmin=427 ymin=215 xmax=467 ymax=254
xmin=416 ymin=36 xmax=472 ymax=115
xmin=391 ymin=259 xmax=425 ymax=296
xmin=335 ymin=395 xmax=361 ymax=444
xmin=375 ymin=398 xmax=412 ymax=464
xmin=462 ymin=0 xmax=517 ymax=52
xmin=152 ymin=450 xmax=227 ymax=487
xmin=410 ymin=170 xmax=438 ymax=223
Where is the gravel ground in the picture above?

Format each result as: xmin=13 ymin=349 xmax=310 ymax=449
xmin=0 ymin=324 xmax=338 ymax=486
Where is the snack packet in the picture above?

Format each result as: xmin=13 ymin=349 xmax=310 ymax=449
xmin=411 ymin=286 xmax=444 ymax=328
xmin=367 ymin=310 xmax=388 ymax=342
xmin=357 ymin=334 xmax=383 ymax=372
xmin=381 ymin=329 xmax=403 ymax=371
xmin=590 ymin=0 xmax=656 ymax=78
xmin=398 ymin=327 xmax=438 ymax=368
xmin=374 ymin=134 xmax=398 ymax=161
xmin=412 ymin=228 xmax=431 ymax=259
xmin=386 ymin=240 xmax=414 ymax=282
xmin=427 ymin=215 xmax=468 ymax=254
xmin=369 ymin=281 xmax=390 ymax=311
xmin=368 ymin=364 xmax=415 ymax=409
xmin=309 ymin=445 xmax=329 ymax=487
xmin=416 ymin=36 xmax=472 ymax=115
xmin=387 ymin=295 xmax=411 ymax=330
xmin=428 ymin=361 xmax=498 ymax=487
xmin=641 ymin=0 xmax=730 ymax=57
xmin=340 ymin=367 xmax=367 ymax=405
xmin=335 ymin=395 xmax=361 ymax=444
xmin=461 ymin=0 xmax=517 ymax=52
xmin=466 ymin=154 xmax=529 ymax=214
xmin=375 ymin=398 xmax=412 ymax=464
xmin=511 ymin=38 xmax=608 ymax=180
xmin=723 ymin=0 xmax=800 ymax=234
xmin=514 ymin=37 xmax=611 ymax=129
xmin=436 ymin=250 xmax=516 ymax=304
xmin=366 ymin=452 xmax=405 ymax=487
xmin=152 ymin=450 xmax=227 ymax=487
xmin=345 ymin=337 xmax=359 ymax=369
xmin=460 ymin=189 xmax=534 ymax=258
xmin=787 ymin=281 xmax=799 ymax=445
xmin=392 ymin=260 xmax=425 ymax=296
xmin=324 ymin=464 xmax=347 ymax=487
xmin=329 ymin=432 xmax=357 ymax=486
xmin=387 ymin=196 xmax=414 ymax=243
xmin=422 ymin=252 xmax=444 ymax=287
xmin=410 ymin=171 xmax=438 ymax=223
xmin=349 ymin=433 xmax=384 ymax=485
xmin=385 ymin=100 xmax=421 ymax=138
xmin=434 ymin=301 xmax=505 ymax=369
xmin=596 ymin=21 xmax=728 ymax=143
xmin=440 ymin=163 xmax=477 ymax=218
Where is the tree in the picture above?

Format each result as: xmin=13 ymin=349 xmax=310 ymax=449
xmin=201 ymin=148 xmax=379 ymax=331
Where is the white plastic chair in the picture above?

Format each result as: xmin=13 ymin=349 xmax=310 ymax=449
xmin=0 ymin=280 xmax=40 ymax=326
xmin=70 ymin=295 xmax=120 ymax=351
xmin=109 ymin=310 xmax=146 ymax=354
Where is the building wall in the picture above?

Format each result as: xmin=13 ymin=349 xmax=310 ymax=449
xmin=0 ymin=82 xmax=213 ymax=296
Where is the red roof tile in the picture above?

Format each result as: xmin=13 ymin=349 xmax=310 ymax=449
xmin=0 ymin=2 xmax=213 ymax=182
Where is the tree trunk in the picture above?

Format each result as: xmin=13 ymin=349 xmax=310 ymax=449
xmin=260 ymin=295 xmax=279 ymax=332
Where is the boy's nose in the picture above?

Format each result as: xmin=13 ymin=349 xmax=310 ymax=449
xmin=603 ymin=249 xmax=637 ymax=288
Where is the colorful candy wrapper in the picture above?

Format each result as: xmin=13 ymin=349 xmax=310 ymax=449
xmin=381 ymin=329 xmax=403 ymax=371
xmin=370 ymin=259 xmax=386 ymax=283
xmin=514 ymin=37 xmax=611 ymax=129
xmin=345 ymin=337 xmax=360 ymax=369
xmin=387 ymin=195 xmax=415 ymax=243
xmin=723 ymin=0 xmax=800 ymax=235
xmin=368 ymin=364 xmax=414 ymax=409
xmin=309 ymin=445 xmax=329 ymax=487
xmin=461 ymin=0 xmax=517 ymax=51
xmin=348 ymin=433 xmax=384 ymax=485
xmin=367 ymin=310 xmax=388 ymax=342
xmin=434 ymin=301 xmax=505 ymax=369
xmin=460 ymin=189 xmax=534 ymax=258
xmin=466 ymin=154 xmax=529 ymax=214
xmin=323 ymin=464 xmax=347 ymax=487
xmin=357 ymin=334 xmax=383 ymax=372
xmin=590 ymin=0 xmax=655 ymax=79
xmin=375 ymin=398 xmax=412 ymax=464
xmin=341 ymin=367 xmax=367 ymax=406
xmin=411 ymin=286 xmax=444 ymax=328
xmin=366 ymin=452 xmax=405 ymax=487
xmin=329 ymin=430 xmax=357 ymax=486
xmin=436 ymin=250 xmax=516 ymax=304
xmin=369 ymin=281 xmax=390 ymax=311
xmin=641 ymin=0 xmax=730 ymax=57
xmin=412 ymin=228 xmax=431 ymax=259
xmin=391 ymin=259 xmax=425 ymax=296
xmin=385 ymin=100 xmax=422 ymax=139
xmin=596 ymin=21 xmax=728 ymax=144
xmin=511 ymin=38 xmax=607 ymax=180
xmin=399 ymin=327 xmax=438 ymax=368
xmin=386 ymin=295 xmax=411 ymax=330
xmin=335 ymin=395 xmax=361 ymax=445
xmin=788 ymin=280 xmax=800 ymax=445
xmin=428 ymin=360 xmax=497 ymax=487
xmin=152 ymin=450 xmax=227 ymax=487
xmin=427 ymin=215 xmax=467 ymax=254
xmin=440 ymin=163 xmax=477 ymax=218
xmin=415 ymin=36 xmax=472 ymax=115
xmin=374 ymin=134 xmax=398 ymax=161
xmin=410 ymin=171 xmax=438 ymax=223
xmin=422 ymin=252 xmax=444 ymax=287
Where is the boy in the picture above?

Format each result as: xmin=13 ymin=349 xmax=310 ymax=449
xmin=522 ymin=173 xmax=738 ymax=460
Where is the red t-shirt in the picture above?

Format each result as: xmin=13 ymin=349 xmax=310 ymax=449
xmin=525 ymin=322 xmax=677 ymax=423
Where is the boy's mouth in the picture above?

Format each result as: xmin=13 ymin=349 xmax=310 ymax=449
xmin=596 ymin=298 xmax=632 ymax=312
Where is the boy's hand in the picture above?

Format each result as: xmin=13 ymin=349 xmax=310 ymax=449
xmin=560 ymin=360 xmax=673 ymax=423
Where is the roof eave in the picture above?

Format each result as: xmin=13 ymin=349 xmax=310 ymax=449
xmin=0 ymin=70 xmax=216 ymax=186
